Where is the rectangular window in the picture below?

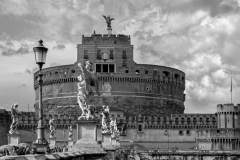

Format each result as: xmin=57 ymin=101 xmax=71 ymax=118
xmin=187 ymin=118 xmax=191 ymax=125
xmin=109 ymin=64 xmax=115 ymax=73
xmin=138 ymin=125 xmax=142 ymax=132
xmin=179 ymin=130 xmax=183 ymax=135
xmin=109 ymin=50 xmax=114 ymax=59
xmin=181 ymin=118 xmax=184 ymax=125
xmin=84 ymin=50 xmax=88 ymax=59
xmin=103 ymin=64 xmax=108 ymax=73
xmin=153 ymin=69 xmax=158 ymax=75
xmin=186 ymin=130 xmax=190 ymax=135
xmin=122 ymin=59 xmax=127 ymax=67
xmin=97 ymin=50 xmax=101 ymax=59
xmin=95 ymin=64 xmax=115 ymax=73
xmin=96 ymin=64 xmax=101 ymax=72
xmin=122 ymin=50 xmax=127 ymax=59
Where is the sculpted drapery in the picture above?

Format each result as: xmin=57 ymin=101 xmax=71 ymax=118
xmin=77 ymin=61 xmax=100 ymax=120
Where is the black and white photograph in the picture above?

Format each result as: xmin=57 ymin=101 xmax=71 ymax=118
xmin=0 ymin=0 xmax=240 ymax=159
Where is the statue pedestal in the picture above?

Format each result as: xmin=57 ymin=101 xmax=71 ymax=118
xmin=107 ymin=27 xmax=112 ymax=35
xmin=102 ymin=132 xmax=112 ymax=148
xmin=111 ymin=137 xmax=116 ymax=146
xmin=116 ymin=139 xmax=120 ymax=147
xmin=48 ymin=137 xmax=56 ymax=148
xmin=68 ymin=140 xmax=74 ymax=146
xmin=8 ymin=133 xmax=21 ymax=145
xmin=68 ymin=119 xmax=104 ymax=154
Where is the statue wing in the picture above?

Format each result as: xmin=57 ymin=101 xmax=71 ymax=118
xmin=102 ymin=15 xmax=107 ymax=20
xmin=11 ymin=105 xmax=14 ymax=116
xmin=110 ymin=18 xmax=115 ymax=21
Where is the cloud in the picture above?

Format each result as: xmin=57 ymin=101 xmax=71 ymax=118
xmin=53 ymin=44 xmax=66 ymax=50
xmin=25 ymin=69 xmax=32 ymax=74
xmin=1 ymin=43 xmax=31 ymax=56
xmin=50 ymin=62 xmax=61 ymax=67
xmin=17 ymin=84 xmax=27 ymax=89
xmin=0 ymin=0 xmax=240 ymax=113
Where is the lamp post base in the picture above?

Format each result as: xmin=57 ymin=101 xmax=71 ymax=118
xmin=32 ymin=140 xmax=48 ymax=154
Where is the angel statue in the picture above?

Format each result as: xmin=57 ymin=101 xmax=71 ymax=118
xmin=68 ymin=125 xmax=73 ymax=140
xmin=102 ymin=15 xmax=114 ymax=28
xmin=9 ymin=103 xmax=22 ymax=134
xmin=101 ymin=105 xmax=111 ymax=133
xmin=49 ymin=118 xmax=56 ymax=138
xmin=110 ymin=119 xmax=120 ymax=138
xmin=77 ymin=61 xmax=100 ymax=120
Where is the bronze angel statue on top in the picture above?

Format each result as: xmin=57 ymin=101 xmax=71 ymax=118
xmin=103 ymin=15 xmax=114 ymax=28
xmin=77 ymin=61 xmax=100 ymax=120
xmin=9 ymin=103 xmax=22 ymax=134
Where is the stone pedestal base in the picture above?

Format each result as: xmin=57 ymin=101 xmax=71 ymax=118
xmin=48 ymin=137 xmax=56 ymax=148
xmin=8 ymin=133 xmax=21 ymax=145
xmin=32 ymin=143 xmax=48 ymax=154
xmin=102 ymin=132 xmax=111 ymax=146
xmin=77 ymin=119 xmax=97 ymax=141
xmin=68 ymin=119 xmax=104 ymax=153
xmin=116 ymin=139 xmax=120 ymax=147
xmin=68 ymin=140 xmax=74 ymax=146
xmin=102 ymin=132 xmax=116 ymax=151
xmin=111 ymin=138 xmax=116 ymax=146
xmin=107 ymin=27 xmax=112 ymax=35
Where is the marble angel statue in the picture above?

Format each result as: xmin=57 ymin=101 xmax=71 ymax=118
xmin=49 ymin=118 xmax=56 ymax=138
xmin=77 ymin=61 xmax=100 ymax=120
xmin=68 ymin=125 xmax=73 ymax=140
xmin=101 ymin=105 xmax=111 ymax=133
xmin=110 ymin=119 xmax=120 ymax=138
xmin=9 ymin=103 xmax=22 ymax=134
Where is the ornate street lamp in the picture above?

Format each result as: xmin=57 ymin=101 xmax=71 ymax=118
xmin=32 ymin=40 xmax=49 ymax=153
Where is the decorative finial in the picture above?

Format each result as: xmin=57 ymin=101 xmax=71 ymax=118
xmin=38 ymin=39 xmax=44 ymax=47
xmin=93 ymin=30 xmax=96 ymax=35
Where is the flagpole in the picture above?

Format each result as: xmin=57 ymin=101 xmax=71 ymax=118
xmin=231 ymin=77 xmax=232 ymax=104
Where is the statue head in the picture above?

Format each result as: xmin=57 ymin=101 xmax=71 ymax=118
xmin=13 ymin=103 xmax=18 ymax=108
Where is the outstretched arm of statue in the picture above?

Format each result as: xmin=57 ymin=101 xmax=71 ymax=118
xmin=15 ymin=109 xmax=22 ymax=115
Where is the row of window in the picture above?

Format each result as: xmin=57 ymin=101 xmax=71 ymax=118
xmin=96 ymin=64 xmax=115 ymax=73
xmin=83 ymin=50 xmax=127 ymax=60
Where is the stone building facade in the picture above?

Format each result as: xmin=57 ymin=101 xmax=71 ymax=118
xmin=0 ymin=30 xmax=239 ymax=151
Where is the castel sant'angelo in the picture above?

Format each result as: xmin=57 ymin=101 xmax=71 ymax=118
xmin=0 ymin=17 xmax=240 ymax=151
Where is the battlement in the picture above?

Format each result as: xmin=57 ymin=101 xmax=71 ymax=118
xmin=82 ymin=33 xmax=131 ymax=45
xmin=125 ymin=114 xmax=217 ymax=127
xmin=217 ymin=103 xmax=240 ymax=113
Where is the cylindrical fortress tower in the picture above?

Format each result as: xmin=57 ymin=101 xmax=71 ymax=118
xmin=33 ymin=33 xmax=185 ymax=117
xmin=217 ymin=104 xmax=240 ymax=128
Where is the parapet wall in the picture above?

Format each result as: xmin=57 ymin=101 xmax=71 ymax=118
xmin=82 ymin=34 xmax=131 ymax=45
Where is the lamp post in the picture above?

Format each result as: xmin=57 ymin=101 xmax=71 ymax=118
xmin=32 ymin=40 xmax=49 ymax=153
xmin=63 ymin=130 xmax=66 ymax=147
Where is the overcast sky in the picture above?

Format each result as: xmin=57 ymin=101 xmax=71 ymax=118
xmin=0 ymin=0 xmax=239 ymax=113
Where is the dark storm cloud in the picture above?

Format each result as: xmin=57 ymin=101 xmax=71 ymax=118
xmin=6 ymin=41 xmax=13 ymax=46
xmin=0 ymin=14 xmax=44 ymax=41
xmin=53 ymin=44 xmax=66 ymax=50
